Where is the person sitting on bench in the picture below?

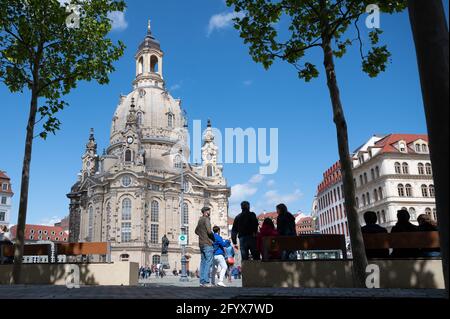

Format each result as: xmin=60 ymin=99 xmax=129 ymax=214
xmin=390 ymin=210 xmax=420 ymax=258
xmin=361 ymin=211 xmax=389 ymax=259
xmin=417 ymin=214 xmax=441 ymax=257
xmin=257 ymin=218 xmax=281 ymax=260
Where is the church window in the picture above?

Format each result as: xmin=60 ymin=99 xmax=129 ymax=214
xmin=122 ymin=198 xmax=132 ymax=220
xmin=150 ymin=55 xmax=159 ymax=73
xmin=182 ymin=180 xmax=189 ymax=193
xmin=125 ymin=149 xmax=132 ymax=162
xmin=122 ymin=175 xmax=132 ymax=187
xmin=174 ymin=155 xmax=182 ymax=169
xmin=151 ymin=201 xmax=159 ymax=223
xmin=207 ymin=165 xmax=214 ymax=177
xmin=152 ymin=255 xmax=161 ymax=265
xmin=182 ymin=203 xmax=189 ymax=226
xmin=168 ymin=113 xmax=174 ymax=128
xmin=88 ymin=206 xmax=94 ymax=241
xmin=121 ymin=223 xmax=131 ymax=242
xmin=150 ymin=224 xmax=159 ymax=244
xmin=138 ymin=57 xmax=144 ymax=75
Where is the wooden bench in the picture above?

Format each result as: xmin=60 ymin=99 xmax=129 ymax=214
xmin=0 ymin=242 xmax=111 ymax=263
xmin=363 ymin=231 xmax=440 ymax=250
xmin=262 ymin=234 xmax=347 ymax=261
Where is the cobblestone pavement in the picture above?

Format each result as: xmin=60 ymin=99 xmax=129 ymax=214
xmin=0 ymin=282 xmax=446 ymax=299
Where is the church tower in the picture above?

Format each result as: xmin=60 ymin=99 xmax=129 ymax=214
xmin=81 ymin=128 xmax=98 ymax=179
xmin=134 ymin=20 xmax=164 ymax=90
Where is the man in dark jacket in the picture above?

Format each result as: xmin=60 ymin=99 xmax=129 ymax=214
xmin=231 ymin=201 xmax=260 ymax=261
xmin=361 ymin=211 xmax=389 ymax=259
xmin=390 ymin=209 xmax=420 ymax=258
xmin=195 ymin=207 xmax=215 ymax=287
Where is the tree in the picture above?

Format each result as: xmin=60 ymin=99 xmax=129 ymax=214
xmin=407 ymin=0 xmax=449 ymax=292
xmin=226 ymin=0 xmax=406 ymax=287
xmin=0 ymin=0 xmax=126 ymax=284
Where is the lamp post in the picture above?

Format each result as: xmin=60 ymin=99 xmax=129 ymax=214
xmin=179 ymin=149 xmax=189 ymax=282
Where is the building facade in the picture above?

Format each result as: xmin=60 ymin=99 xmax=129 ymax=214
xmin=0 ymin=171 xmax=13 ymax=228
xmin=314 ymin=134 xmax=437 ymax=238
xmin=67 ymin=24 xmax=230 ymax=269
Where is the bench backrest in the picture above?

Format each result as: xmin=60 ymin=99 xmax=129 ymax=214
xmin=363 ymin=231 xmax=440 ymax=249
xmin=262 ymin=234 xmax=347 ymax=261
xmin=1 ymin=242 xmax=110 ymax=258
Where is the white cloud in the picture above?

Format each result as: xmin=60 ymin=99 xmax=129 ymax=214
xmin=207 ymin=11 xmax=245 ymax=36
xmin=108 ymin=11 xmax=128 ymax=31
xmin=249 ymin=174 xmax=264 ymax=184
xmin=39 ymin=216 xmax=62 ymax=226
xmin=264 ymin=189 xmax=303 ymax=206
xmin=170 ymin=83 xmax=182 ymax=91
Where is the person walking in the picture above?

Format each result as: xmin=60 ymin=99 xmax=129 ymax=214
xmin=231 ymin=201 xmax=260 ymax=261
xmin=276 ymin=204 xmax=297 ymax=260
xmin=211 ymin=226 xmax=230 ymax=287
xmin=195 ymin=207 xmax=215 ymax=287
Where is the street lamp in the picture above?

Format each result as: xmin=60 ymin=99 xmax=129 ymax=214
xmin=163 ymin=148 xmax=188 ymax=282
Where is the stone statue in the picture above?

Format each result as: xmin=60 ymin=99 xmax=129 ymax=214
xmin=161 ymin=235 xmax=170 ymax=255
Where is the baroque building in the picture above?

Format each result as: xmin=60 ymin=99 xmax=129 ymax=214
xmin=67 ymin=23 xmax=230 ymax=269
xmin=314 ymin=134 xmax=437 ymax=243
xmin=0 ymin=170 xmax=14 ymax=228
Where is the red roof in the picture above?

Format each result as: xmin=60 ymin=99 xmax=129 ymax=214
xmin=373 ymin=134 xmax=428 ymax=154
xmin=10 ymin=224 xmax=69 ymax=242
xmin=0 ymin=171 xmax=10 ymax=180
xmin=257 ymin=212 xmax=278 ymax=220
xmin=0 ymin=171 xmax=13 ymax=195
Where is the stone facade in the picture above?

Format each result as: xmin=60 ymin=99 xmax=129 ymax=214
xmin=67 ymin=24 xmax=230 ymax=270
xmin=0 ymin=171 xmax=13 ymax=228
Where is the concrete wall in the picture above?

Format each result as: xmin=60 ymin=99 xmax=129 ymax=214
xmin=0 ymin=261 xmax=139 ymax=286
xmin=242 ymin=259 xmax=445 ymax=289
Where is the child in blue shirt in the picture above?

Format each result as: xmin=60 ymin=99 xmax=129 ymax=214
xmin=211 ymin=226 xmax=230 ymax=287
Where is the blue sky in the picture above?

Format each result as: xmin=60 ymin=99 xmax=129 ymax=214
xmin=1 ymin=0 xmax=448 ymax=225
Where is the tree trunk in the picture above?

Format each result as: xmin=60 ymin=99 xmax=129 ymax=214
xmin=11 ymin=88 xmax=38 ymax=284
xmin=321 ymin=38 xmax=368 ymax=288
xmin=407 ymin=0 xmax=449 ymax=293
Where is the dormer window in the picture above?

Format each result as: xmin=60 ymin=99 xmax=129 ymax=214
xmin=422 ymin=144 xmax=428 ymax=153
xmin=399 ymin=141 xmax=407 ymax=153
xmin=415 ymin=144 xmax=421 ymax=152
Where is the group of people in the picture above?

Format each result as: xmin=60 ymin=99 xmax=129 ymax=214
xmin=0 ymin=225 xmax=13 ymax=264
xmin=195 ymin=201 xmax=297 ymax=287
xmin=362 ymin=209 xmax=440 ymax=258
xmin=138 ymin=264 xmax=166 ymax=280
xmin=195 ymin=207 xmax=236 ymax=287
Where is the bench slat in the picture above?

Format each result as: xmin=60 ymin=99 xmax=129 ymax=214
xmin=56 ymin=242 xmax=109 ymax=255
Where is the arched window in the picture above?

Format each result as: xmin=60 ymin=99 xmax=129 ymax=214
xmin=432 ymin=208 xmax=437 ymax=221
xmin=122 ymin=198 xmax=132 ymax=220
xmin=409 ymin=207 xmax=416 ymax=219
xmin=138 ymin=57 xmax=144 ymax=75
xmin=421 ymin=184 xmax=429 ymax=197
xmin=120 ymin=254 xmax=130 ymax=261
xmin=374 ymin=189 xmax=378 ymax=202
xmin=394 ymin=162 xmax=401 ymax=174
xmin=405 ymin=184 xmax=413 ymax=197
xmin=366 ymin=192 xmax=371 ymax=205
xmin=402 ymin=162 xmax=409 ymax=174
xmin=418 ymin=163 xmax=425 ymax=175
xmin=425 ymin=207 xmax=432 ymax=217
xmin=415 ymin=144 xmax=421 ymax=152
xmin=355 ymin=197 xmax=359 ymax=208
xmin=207 ymin=165 xmax=214 ymax=177
xmin=378 ymin=187 xmax=383 ymax=199
xmin=362 ymin=194 xmax=366 ymax=206
xmin=174 ymin=155 xmax=182 ymax=169
xmin=182 ymin=203 xmax=189 ymax=226
xmin=422 ymin=144 xmax=428 ymax=152
xmin=375 ymin=166 xmax=380 ymax=178
xmin=397 ymin=184 xmax=405 ymax=197
xmin=125 ymin=149 xmax=132 ymax=162
xmin=152 ymin=255 xmax=161 ymax=265
xmin=121 ymin=222 xmax=131 ymax=242
xmin=151 ymin=201 xmax=159 ymax=223
xmin=137 ymin=112 xmax=143 ymax=126
xmin=381 ymin=210 xmax=386 ymax=224
xmin=88 ymin=206 xmax=94 ymax=241
xmin=425 ymin=163 xmax=432 ymax=175
xmin=150 ymin=55 xmax=159 ymax=73
xmin=168 ymin=113 xmax=174 ymax=128
xmin=399 ymin=142 xmax=407 ymax=152
xmin=371 ymin=168 xmax=375 ymax=180
xmin=364 ymin=173 xmax=368 ymax=184
xmin=359 ymin=175 xmax=363 ymax=185
xmin=429 ymin=185 xmax=435 ymax=197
